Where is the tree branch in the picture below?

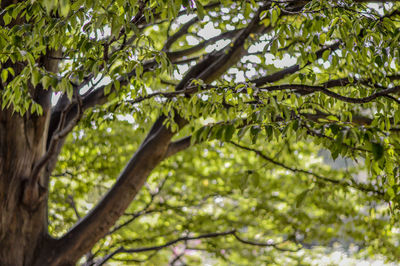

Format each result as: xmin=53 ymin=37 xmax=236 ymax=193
xmin=43 ymin=115 xmax=185 ymax=265
xmin=167 ymin=29 xmax=241 ymax=60
xmin=42 ymin=5 xmax=278 ymax=264
xmin=106 ymin=174 xmax=170 ymax=236
xmin=95 ymin=229 xmax=299 ymax=265
xmin=252 ymin=41 xmax=341 ymax=86
xmin=165 ymin=136 xmax=192 ymax=158
xmin=232 ymin=234 xmax=300 ymax=252
xmin=229 ymin=141 xmax=385 ymax=197
xmin=163 ymin=17 xmax=199 ymax=51
xmin=255 ymin=84 xmax=400 ymax=104
xmin=23 ymin=93 xmax=83 ymax=208
xmin=96 ymin=230 xmax=236 ymax=266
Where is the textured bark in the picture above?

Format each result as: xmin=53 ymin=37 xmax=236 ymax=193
xmin=36 ymin=116 xmax=185 ymax=266
xmin=0 ymin=107 xmax=50 ymax=265
xmin=0 ymin=51 xmax=55 ymax=263
xmin=0 ymin=0 xmax=58 ymax=259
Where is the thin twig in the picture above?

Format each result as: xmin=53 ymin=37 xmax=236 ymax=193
xmin=29 ymin=93 xmax=83 ymax=187
xmin=96 ymin=230 xmax=299 ymax=266
xmin=229 ymin=141 xmax=384 ymax=197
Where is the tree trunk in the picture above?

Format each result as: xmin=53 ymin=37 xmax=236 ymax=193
xmin=0 ymin=0 xmax=60 ymax=258
xmin=0 ymin=107 xmax=50 ymax=265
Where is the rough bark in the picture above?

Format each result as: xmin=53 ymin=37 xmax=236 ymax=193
xmin=0 ymin=106 xmax=50 ymax=265
xmin=0 ymin=52 xmax=59 ymax=263
xmin=0 ymin=0 xmax=59 ymax=260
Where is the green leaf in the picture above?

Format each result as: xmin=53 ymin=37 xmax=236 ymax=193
xmin=322 ymin=49 xmax=330 ymax=61
xmin=270 ymin=8 xmax=280 ymax=26
xmin=295 ymin=189 xmax=309 ymax=208
xmin=326 ymin=115 xmax=339 ymax=121
xmin=196 ymin=2 xmax=205 ymax=19
xmin=42 ymin=76 xmax=52 ymax=90
xmin=64 ymin=79 xmax=73 ymax=99
xmin=104 ymin=84 xmax=112 ymax=95
xmin=371 ymin=142 xmax=384 ymax=161
xmin=319 ymin=33 xmax=326 ymax=44
xmin=59 ymin=0 xmax=70 ymax=17
xmin=1 ymin=69 xmax=8 ymax=83
xmin=136 ymin=64 xmax=143 ymax=77
xmin=31 ymin=69 xmax=41 ymax=87
xmin=387 ymin=187 xmax=395 ymax=200
xmin=2 ymin=12 xmax=12 ymax=25
xmin=224 ymin=124 xmax=235 ymax=141
xmin=330 ymin=17 xmax=340 ymax=28
xmin=270 ymin=39 xmax=278 ymax=55
xmin=111 ymin=17 xmax=121 ymax=37
xmin=250 ymin=126 xmax=261 ymax=144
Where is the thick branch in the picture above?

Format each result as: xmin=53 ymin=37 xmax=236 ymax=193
xmin=107 ymin=174 xmax=170 ymax=236
xmin=196 ymin=9 xmax=268 ymax=83
xmin=167 ymin=29 xmax=240 ymax=60
xmin=39 ymin=115 xmax=186 ymax=265
xmin=163 ymin=17 xmax=199 ymax=51
xmin=165 ymin=136 xmax=192 ymax=158
xmin=43 ymin=5 xmax=276 ymax=265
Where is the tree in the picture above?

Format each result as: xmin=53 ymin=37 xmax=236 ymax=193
xmin=1 ymin=0 xmax=400 ymax=264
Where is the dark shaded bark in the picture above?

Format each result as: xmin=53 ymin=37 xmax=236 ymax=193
xmin=0 ymin=0 xmax=59 ymax=260
xmin=0 ymin=107 xmax=50 ymax=265
xmin=0 ymin=49 xmax=58 ymax=262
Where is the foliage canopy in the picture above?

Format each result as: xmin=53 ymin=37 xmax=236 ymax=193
xmin=2 ymin=0 xmax=400 ymax=264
